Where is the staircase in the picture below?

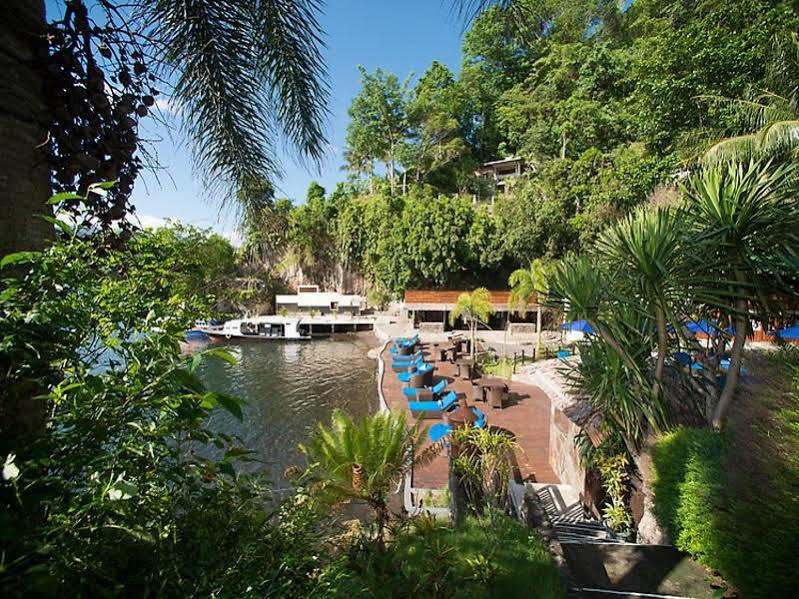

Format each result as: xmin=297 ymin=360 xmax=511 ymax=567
xmin=534 ymin=484 xmax=618 ymax=544
xmin=525 ymin=484 xmax=715 ymax=599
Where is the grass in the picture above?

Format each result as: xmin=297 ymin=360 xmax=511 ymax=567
xmin=341 ymin=514 xmax=565 ymax=598
xmin=481 ymin=355 xmax=535 ymax=378
xmin=651 ymin=349 xmax=799 ymax=598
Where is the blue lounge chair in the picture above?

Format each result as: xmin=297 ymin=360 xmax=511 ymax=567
xmin=395 ymin=334 xmax=419 ymax=346
xmin=392 ymin=357 xmax=424 ymax=373
xmin=390 ymin=343 xmax=414 ymax=355
xmin=720 ymin=359 xmax=748 ymax=373
xmin=408 ymin=391 xmax=458 ymax=419
xmin=402 ymin=378 xmax=447 ymax=398
xmin=428 ymin=408 xmax=487 ymax=442
xmin=556 ymin=349 xmax=571 ymax=359
xmin=673 ymin=351 xmax=692 ymax=366
xmin=397 ymin=362 xmax=433 ymax=382
xmin=391 ymin=350 xmax=422 ymax=363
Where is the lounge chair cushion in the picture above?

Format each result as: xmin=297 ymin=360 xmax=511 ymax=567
xmin=408 ymin=391 xmax=457 ymax=413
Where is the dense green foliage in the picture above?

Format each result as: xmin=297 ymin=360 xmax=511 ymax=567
xmin=301 ymin=409 xmax=437 ymax=548
xmin=238 ymin=0 xmax=799 ymax=298
xmin=0 ymin=234 xmax=331 ymax=596
xmin=651 ymin=351 xmax=799 ymax=599
xmin=340 ymin=515 xmax=564 ymax=599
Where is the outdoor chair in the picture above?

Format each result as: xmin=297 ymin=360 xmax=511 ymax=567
xmin=402 ymin=378 xmax=446 ymax=398
xmin=391 ymin=350 xmax=422 ymax=365
xmin=428 ymin=407 xmax=486 ymax=441
xmin=408 ymin=391 xmax=458 ymax=420
xmin=392 ymin=356 xmax=424 ymax=373
xmin=397 ymin=362 xmax=433 ymax=383
xmin=487 ymin=385 xmax=508 ymax=409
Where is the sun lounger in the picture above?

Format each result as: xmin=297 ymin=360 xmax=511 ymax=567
xmin=402 ymin=378 xmax=446 ymax=398
xmin=392 ymin=357 xmax=424 ymax=373
xmin=397 ymin=362 xmax=433 ymax=382
xmin=408 ymin=391 xmax=458 ymax=419
xmin=391 ymin=350 xmax=422 ymax=363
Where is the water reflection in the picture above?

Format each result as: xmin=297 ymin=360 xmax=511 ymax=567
xmin=196 ymin=334 xmax=379 ymax=486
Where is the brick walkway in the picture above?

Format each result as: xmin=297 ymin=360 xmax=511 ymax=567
xmin=381 ymin=341 xmax=559 ymax=489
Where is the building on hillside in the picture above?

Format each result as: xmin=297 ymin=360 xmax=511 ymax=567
xmin=403 ymin=289 xmax=538 ymax=333
xmin=275 ymin=285 xmax=366 ymax=316
xmin=473 ymin=156 xmax=527 ymax=204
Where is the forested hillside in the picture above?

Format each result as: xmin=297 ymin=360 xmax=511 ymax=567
xmin=239 ymin=0 xmax=799 ymax=296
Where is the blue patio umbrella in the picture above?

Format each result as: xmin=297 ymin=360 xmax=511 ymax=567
xmin=772 ymin=326 xmax=799 ymax=340
xmin=560 ymin=319 xmax=596 ymax=334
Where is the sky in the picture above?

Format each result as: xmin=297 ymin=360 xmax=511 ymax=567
xmin=127 ymin=1 xmax=467 ymax=241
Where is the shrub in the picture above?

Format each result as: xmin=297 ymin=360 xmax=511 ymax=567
xmin=340 ymin=515 xmax=564 ymax=599
xmin=652 ymin=415 xmax=799 ymax=598
xmin=651 ymin=429 xmax=728 ymax=565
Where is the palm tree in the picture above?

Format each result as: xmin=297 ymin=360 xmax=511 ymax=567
xmin=701 ymin=91 xmax=799 ymax=164
xmin=301 ymin=409 xmax=438 ymax=550
xmin=699 ymin=35 xmax=799 ymax=164
xmin=1 ymin=0 xmax=329 ymax=258
xmin=595 ymin=207 xmax=685 ymax=396
xmin=449 ymin=288 xmax=495 ymax=361
xmin=683 ymin=160 xmax=799 ymax=429
xmin=508 ymin=258 xmax=552 ymax=360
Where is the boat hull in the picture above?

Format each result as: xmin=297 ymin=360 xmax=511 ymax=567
xmin=202 ymin=330 xmax=311 ymax=342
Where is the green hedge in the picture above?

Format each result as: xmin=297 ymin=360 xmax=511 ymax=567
xmin=652 ymin=427 xmax=799 ymax=597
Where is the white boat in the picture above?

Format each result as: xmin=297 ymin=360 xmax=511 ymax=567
xmin=200 ymin=315 xmax=311 ymax=341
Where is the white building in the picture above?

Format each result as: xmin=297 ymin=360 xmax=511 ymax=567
xmin=275 ymin=285 xmax=366 ymax=316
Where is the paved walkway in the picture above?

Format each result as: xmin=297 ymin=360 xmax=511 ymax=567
xmin=381 ymin=340 xmax=559 ymax=489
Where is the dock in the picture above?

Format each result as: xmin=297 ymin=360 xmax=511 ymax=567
xmin=380 ymin=340 xmax=559 ymax=490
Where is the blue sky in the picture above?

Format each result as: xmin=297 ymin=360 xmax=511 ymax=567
xmin=128 ymin=1 xmax=466 ymax=240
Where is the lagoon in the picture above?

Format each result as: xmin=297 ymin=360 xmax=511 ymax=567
xmin=195 ymin=335 xmax=379 ymax=487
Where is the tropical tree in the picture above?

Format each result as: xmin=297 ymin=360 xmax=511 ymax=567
xmin=508 ymin=258 xmax=553 ymax=360
xmin=1 ymin=0 xmax=329 ymax=258
xmin=449 ymin=288 xmax=495 ymax=361
xmin=700 ymin=35 xmax=799 ymax=164
xmin=682 ymin=159 xmax=799 ymax=429
xmin=345 ymin=66 xmax=411 ymax=195
xmin=301 ymin=409 xmax=438 ymax=550
xmin=595 ymin=207 xmax=686 ymax=396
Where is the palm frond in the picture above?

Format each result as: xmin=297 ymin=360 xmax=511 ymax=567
xmin=140 ymin=0 xmax=329 ymax=194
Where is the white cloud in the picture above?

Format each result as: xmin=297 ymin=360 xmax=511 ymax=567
xmin=128 ymin=213 xmax=168 ymax=230
xmin=152 ymin=96 xmax=176 ymax=115
xmin=220 ymin=229 xmax=243 ymax=247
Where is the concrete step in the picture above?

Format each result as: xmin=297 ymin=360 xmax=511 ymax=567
xmin=560 ymin=543 xmax=715 ymax=599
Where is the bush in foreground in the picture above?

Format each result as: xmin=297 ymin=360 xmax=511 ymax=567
xmin=340 ymin=514 xmax=564 ymax=599
xmin=652 ymin=390 xmax=799 ymax=599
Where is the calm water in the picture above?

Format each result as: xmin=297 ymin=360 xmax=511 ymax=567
xmin=195 ymin=334 xmax=379 ymax=486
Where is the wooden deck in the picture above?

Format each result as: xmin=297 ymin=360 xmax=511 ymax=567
xmin=381 ymin=342 xmax=559 ymax=489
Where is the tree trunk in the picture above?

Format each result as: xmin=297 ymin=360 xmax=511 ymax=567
xmin=0 ymin=0 xmax=51 ymax=260
xmin=560 ymin=131 xmax=567 ymax=159
xmin=448 ymin=447 xmax=466 ymax=525
xmin=653 ymin=305 xmax=667 ymax=396
xmin=535 ymin=306 xmax=543 ymax=360
xmin=712 ymin=295 xmax=748 ymax=429
xmin=0 ymin=0 xmax=51 ymax=444
xmin=470 ymin=320 xmax=476 ymax=362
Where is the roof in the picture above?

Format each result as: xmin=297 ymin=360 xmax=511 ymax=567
xmin=275 ymin=292 xmax=364 ymax=308
xmin=482 ymin=156 xmax=523 ymax=167
xmin=403 ymin=289 xmax=525 ymax=311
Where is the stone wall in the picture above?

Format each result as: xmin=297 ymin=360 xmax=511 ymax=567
xmin=509 ymin=322 xmax=537 ymax=335
xmin=513 ymin=358 xmax=588 ymax=496
xmin=419 ymin=322 xmax=444 ymax=334
xmin=548 ymin=403 xmax=585 ymax=493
